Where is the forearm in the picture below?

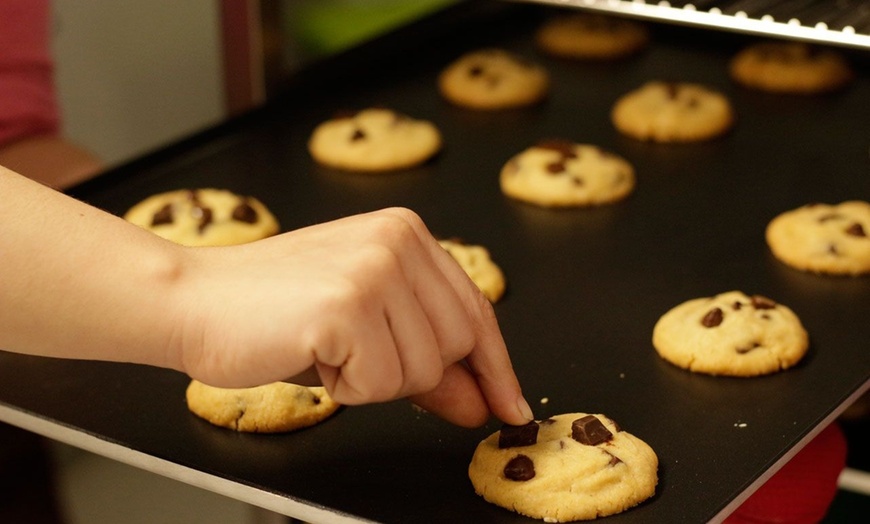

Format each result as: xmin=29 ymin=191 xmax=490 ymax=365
xmin=0 ymin=166 xmax=185 ymax=371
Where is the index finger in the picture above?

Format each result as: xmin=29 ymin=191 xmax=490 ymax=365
xmin=380 ymin=208 xmax=533 ymax=425
xmin=462 ymin=295 xmax=533 ymax=426
xmin=413 ymin=226 xmax=533 ymax=425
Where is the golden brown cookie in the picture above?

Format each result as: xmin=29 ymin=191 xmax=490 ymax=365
xmin=765 ymin=201 xmax=870 ymax=275
xmin=469 ymin=413 xmax=658 ymax=522
xmin=308 ymin=108 xmax=442 ymax=172
xmin=438 ymin=239 xmax=506 ymax=302
xmin=535 ymin=12 xmax=649 ymax=60
xmin=730 ymin=41 xmax=853 ymax=94
xmin=438 ymin=48 xmax=550 ymax=110
xmin=124 ymin=188 xmax=279 ymax=247
xmin=652 ymin=291 xmax=809 ymax=377
xmin=185 ymin=380 xmax=340 ymax=433
xmin=500 ymin=139 xmax=635 ymax=207
xmin=611 ymin=81 xmax=735 ymax=143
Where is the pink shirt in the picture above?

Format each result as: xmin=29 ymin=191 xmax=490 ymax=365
xmin=0 ymin=0 xmax=59 ymax=147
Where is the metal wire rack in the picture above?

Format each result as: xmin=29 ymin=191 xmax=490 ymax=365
xmin=516 ymin=0 xmax=870 ymax=49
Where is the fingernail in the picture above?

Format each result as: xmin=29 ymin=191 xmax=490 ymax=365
xmin=517 ymin=395 xmax=534 ymax=422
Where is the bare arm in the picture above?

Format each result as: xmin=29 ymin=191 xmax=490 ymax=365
xmin=0 ymin=167 xmax=532 ymax=427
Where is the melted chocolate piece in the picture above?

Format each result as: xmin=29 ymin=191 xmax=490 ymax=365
xmin=603 ymin=450 xmax=623 ymax=466
xmin=498 ymin=421 xmax=539 ymax=449
xmin=846 ymin=223 xmax=867 ymax=237
xmin=468 ymin=65 xmax=484 ymax=77
xmin=504 ymin=454 xmax=535 ymax=481
xmin=546 ymin=161 xmax=566 ymax=174
xmin=751 ymin=295 xmax=776 ymax=310
xmin=828 ymin=243 xmax=840 ymax=256
xmin=151 ymin=203 xmax=174 ymax=226
xmin=664 ymin=83 xmax=680 ymax=100
xmin=572 ymin=415 xmax=613 ymax=446
xmin=732 ymin=301 xmax=743 ymax=311
xmin=231 ymin=199 xmax=259 ymax=224
xmin=701 ymin=307 xmax=724 ymax=328
xmin=192 ymin=206 xmax=213 ymax=234
xmin=350 ymin=128 xmax=366 ymax=141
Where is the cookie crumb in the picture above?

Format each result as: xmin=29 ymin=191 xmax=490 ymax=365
xmin=540 ymin=397 xmax=549 ymax=404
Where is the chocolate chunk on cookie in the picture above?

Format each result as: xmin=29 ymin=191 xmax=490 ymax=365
xmin=652 ymin=291 xmax=809 ymax=377
xmin=469 ymin=413 xmax=658 ymax=522
xmin=766 ymin=201 xmax=870 ymax=276
xmin=572 ymin=415 xmax=613 ymax=446
xmin=499 ymin=421 xmax=540 ymax=448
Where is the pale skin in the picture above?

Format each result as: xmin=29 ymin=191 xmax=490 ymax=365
xmin=0 ymin=166 xmax=533 ymax=428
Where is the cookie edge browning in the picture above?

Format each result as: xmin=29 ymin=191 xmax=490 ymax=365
xmin=651 ymin=291 xmax=809 ymax=377
xmin=185 ymin=380 xmax=341 ymax=433
xmin=469 ymin=413 xmax=659 ymax=522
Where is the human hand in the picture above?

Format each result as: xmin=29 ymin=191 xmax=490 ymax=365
xmin=172 ymin=207 xmax=533 ymax=428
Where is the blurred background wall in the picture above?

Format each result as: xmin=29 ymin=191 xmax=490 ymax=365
xmin=51 ymin=0 xmax=454 ymax=169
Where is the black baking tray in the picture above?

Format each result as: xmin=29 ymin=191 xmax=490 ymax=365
xmin=2 ymin=1 xmax=869 ymax=522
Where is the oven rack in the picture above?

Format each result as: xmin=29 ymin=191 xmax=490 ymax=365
xmin=516 ymin=0 xmax=870 ymax=49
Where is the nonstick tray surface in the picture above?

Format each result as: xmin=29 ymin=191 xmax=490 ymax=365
xmin=2 ymin=2 xmax=868 ymax=522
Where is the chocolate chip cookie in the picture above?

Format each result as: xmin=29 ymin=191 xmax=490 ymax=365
xmin=500 ymin=139 xmax=635 ymax=207
xmin=438 ymin=239 xmax=506 ymax=303
xmin=611 ymin=81 xmax=735 ymax=142
xmin=535 ymin=12 xmax=649 ymax=60
xmin=438 ymin=48 xmax=550 ymax=109
xmin=308 ymin=108 xmax=442 ymax=172
xmin=652 ymin=291 xmax=809 ymax=377
xmin=186 ymin=380 xmax=340 ymax=433
xmin=469 ymin=413 xmax=658 ymax=522
xmin=124 ymin=188 xmax=280 ymax=246
xmin=730 ymin=41 xmax=853 ymax=94
xmin=766 ymin=201 xmax=870 ymax=275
